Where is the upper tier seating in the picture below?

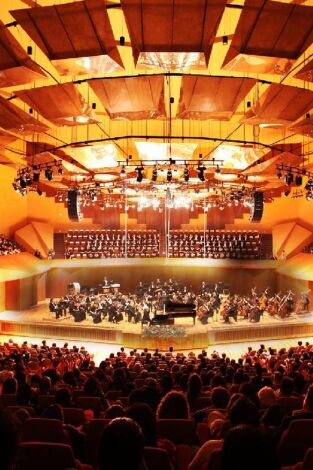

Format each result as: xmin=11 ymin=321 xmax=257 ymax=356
xmin=64 ymin=229 xmax=160 ymax=259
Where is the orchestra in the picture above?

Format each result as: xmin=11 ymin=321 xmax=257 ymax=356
xmin=49 ymin=279 xmax=311 ymax=326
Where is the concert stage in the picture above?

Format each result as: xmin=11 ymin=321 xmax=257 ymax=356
xmin=1 ymin=301 xmax=313 ymax=351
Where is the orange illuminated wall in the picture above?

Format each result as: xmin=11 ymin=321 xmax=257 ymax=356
xmin=0 ymin=166 xmax=27 ymax=237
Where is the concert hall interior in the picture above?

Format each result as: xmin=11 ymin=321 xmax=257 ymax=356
xmin=0 ymin=1 xmax=313 ymax=468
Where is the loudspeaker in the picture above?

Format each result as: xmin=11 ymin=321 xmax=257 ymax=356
xmin=249 ymin=191 xmax=264 ymax=222
xmin=67 ymin=190 xmax=81 ymax=221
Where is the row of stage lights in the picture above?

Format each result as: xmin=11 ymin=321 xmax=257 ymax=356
xmin=276 ymin=164 xmax=313 ymax=200
xmin=134 ymin=162 xmax=221 ymax=183
xmin=12 ymin=161 xmax=64 ymax=195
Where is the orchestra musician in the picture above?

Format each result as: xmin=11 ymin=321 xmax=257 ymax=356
xmin=51 ymin=278 xmax=308 ymax=328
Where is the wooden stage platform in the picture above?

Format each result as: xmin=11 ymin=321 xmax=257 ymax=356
xmin=1 ymin=301 xmax=313 ymax=351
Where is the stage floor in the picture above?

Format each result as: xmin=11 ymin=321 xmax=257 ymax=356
xmin=1 ymin=301 xmax=313 ymax=350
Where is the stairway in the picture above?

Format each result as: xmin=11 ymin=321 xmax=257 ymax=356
xmin=53 ymin=233 xmax=65 ymax=259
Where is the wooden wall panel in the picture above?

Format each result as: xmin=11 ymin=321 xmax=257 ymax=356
xmin=5 ymin=279 xmax=20 ymax=310
xmin=47 ymin=265 xmax=277 ymax=298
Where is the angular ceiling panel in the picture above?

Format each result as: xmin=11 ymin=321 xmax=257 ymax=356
xmin=177 ymin=76 xmax=256 ymax=121
xmin=11 ymin=0 xmax=123 ymax=76
xmin=295 ymin=58 xmax=313 ymax=83
xmin=0 ymin=129 xmax=17 ymax=148
xmin=222 ymin=0 xmax=313 ymax=75
xmin=0 ymin=20 xmax=46 ymax=87
xmin=290 ymin=116 xmax=313 ymax=138
xmin=0 ymin=96 xmax=48 ymax=135
xmin=121 ymin=0 xmax=227 ymax=70
xmin=242 ymin=84 xmax=313 ymax=127
xmin=89 ymin=75 xmax=166 ymax=120
xmin=15 ymin=83 xmax=99 ymax=126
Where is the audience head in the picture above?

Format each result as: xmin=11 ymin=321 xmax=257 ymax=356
xmin=280 ymin=376 xmax=294 ymax=396
xmin=211 ymin=386 xmax=231 ymax=409
xmin=228 ymin=396 xmax=260 ymax=427
xmin=157 ymin=391 xmax=190 ymax=419
xmin=187 ymin=373 xmax=202 ymax=400
xmin=303 ymin=384 xmax=313 ymax=412
xmin=39 ymin=376 xmax=51 ymax=395
xmin=42 ymin=404 xmax=64 ymax=421
xmin=104 ymin=404 xmax=125 ymax=419
xmin=98 ymin=417 xmax=144 ymax=470
xmin=222 ymin=425 xmax=279 ymax=470
xmin=126 ymin=403 xmax=157 ymax=446
xmin=84 ymin=376 xmax=101 ymax=396
xmin=258 ymin=386 xmax=276 ymax=409
xmin=55 ymin=388 xmax=71 ymax=408
xmin=2 ymin=377 xmax=17 ymax=395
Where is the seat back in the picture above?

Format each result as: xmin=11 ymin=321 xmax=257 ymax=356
xmin=303 ymin=447 xmax=313 ymax=470
xmin=157 ymin=419 xmax=199 ymax=445
xmin=143 ymin=446 xmax=173 ymax=470
xmin=76 ymin=396 xmax=102 ymax=417
xmin=21 ymin=418 xmax=68 ymax=444
xmin=277 ymin=419 xmax=313 ymax=466
xmin=0 ymin=394 xmax=17 ymax=410
xmin=36 ymin=395 xmax=56 ymax=410
xmin=15 ymin=441 xmax=76 ymax=470
xmin=84 ymin=419 xmax=109 ymax=466
xmin=207 ymin=449 xmax=222 ymax=470
xmin=62 ymin=407 xmax=86 ymax=427
xmin=277 ymin=396 xmax=303 ymax=416
xmin=6 ymin=405 xmax=36 ymax=417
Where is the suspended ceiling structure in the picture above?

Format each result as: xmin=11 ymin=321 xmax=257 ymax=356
xmin=0 ymin=0 xmax=313 ymax=204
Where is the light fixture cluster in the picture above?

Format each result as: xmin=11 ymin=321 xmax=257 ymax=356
xmin=126 ymin=157 xmax=224 ymax=184
xmin=276 ymin=164 xmax=313 ymax=200
xmin=12 ymin=160 xmax=63 ymax=196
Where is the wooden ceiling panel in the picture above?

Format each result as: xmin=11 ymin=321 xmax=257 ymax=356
xmin=15 ymin=83 xmax=99 ymax=126
xmin=0 ymin=20 xmax=46 ymax=87
xmin=89 ymin=75 xmax=166 ymax=120
xmin=0 ymin=96 xmax=48 ymax=135
xmin=242 ymin=84 xmax=313 ymax=127
xmin=11 ymin=0 xmax=123 ymax=76
xmin=222 ymin=0 xmax=313 ymax=75
xmin=121 ymin=0 xmax=227 ymax=70
xmin=176 ymin=76 xmax=256 ymax=121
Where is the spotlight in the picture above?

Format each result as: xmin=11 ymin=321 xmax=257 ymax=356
xmin=136 ymin=167 xmax=144 ymax=183
xmin=151 ymin=167 xmax=158 ymax=182
xmin=25 ymin=173 xmax=32 ymax=186
xmin=33 ymin=172 xmax=40 ymax=183
xmin=222 ymin=35 xmax=228 ymax=45
xmin=167 ymin=169 xmax=172 ymax=182
xmin=295 ymin=175 xmax=303 ymax=186
xmin=19 ymin=176 xmax=27 ymax=189
xmin=285 ymin=172 xmax=293 ymax=185
xmin=184 ymin=166 xmax=190 ymax=182
xmin=45 ymin=168 xmax=53 ymax=181
xmin=197 ymin=165 xmax=206 ymax=182
xmin=215 ymin=165 xmax=221 ymax=174
xmin=120 ymin=166 xmax=126 ymax=176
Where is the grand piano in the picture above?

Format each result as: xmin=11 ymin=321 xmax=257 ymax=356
xmin=153 ymin=301 xmax=196 ymax=325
